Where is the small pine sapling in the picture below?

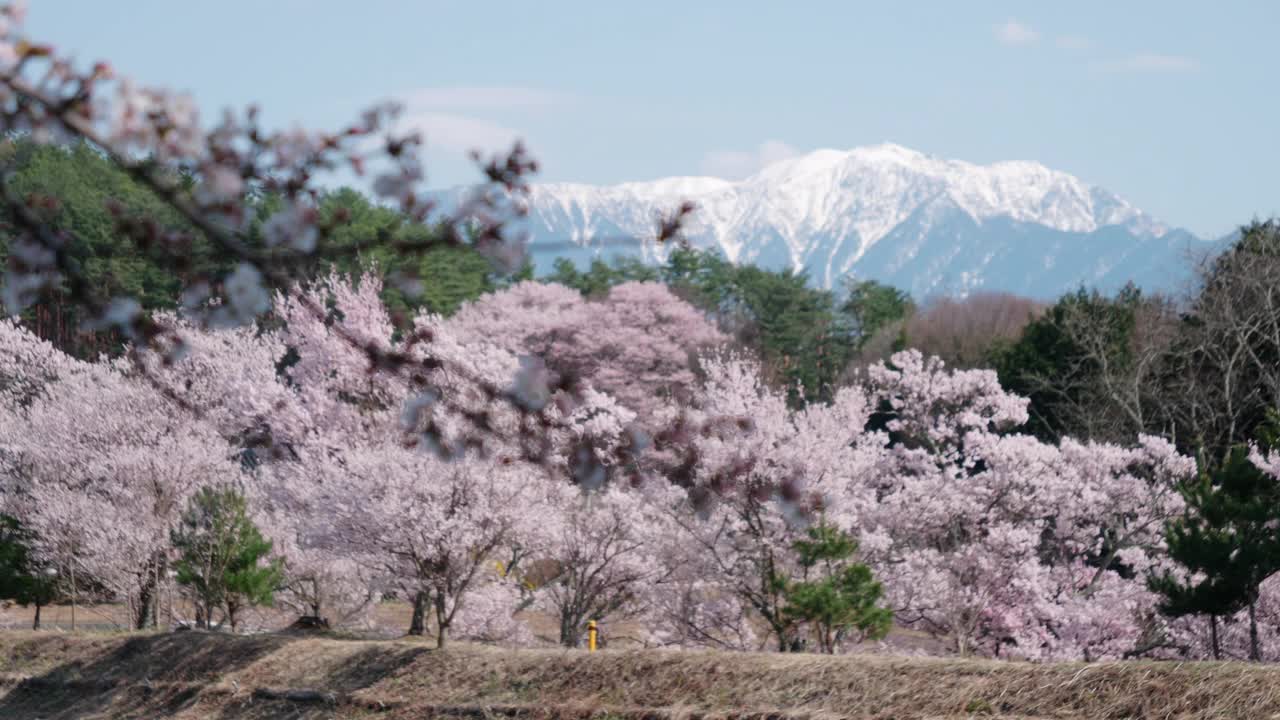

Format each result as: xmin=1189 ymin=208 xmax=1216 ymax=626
xmin=172 ymin=486 xmax=283 ymax=632
xmin=780 ymin=523 xmax=892 ymax=654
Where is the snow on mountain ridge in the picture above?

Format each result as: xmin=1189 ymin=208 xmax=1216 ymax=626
xmin=440 ymin=143 xmax=1200 ymax=298
xmin=525 ymin=143 xmax=1161 ymax=247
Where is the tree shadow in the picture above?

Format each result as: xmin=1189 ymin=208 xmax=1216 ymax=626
xmin=319 ymin=643 xmax=426 ymax=693
xmin=210 ymin=643 xmax=429 ymax=720
xmin=0 ymin=632 xmax=290 ymax=719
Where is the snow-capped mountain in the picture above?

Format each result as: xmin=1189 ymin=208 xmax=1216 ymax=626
xmin=446 ymin=143 xmax=1211 ymax=299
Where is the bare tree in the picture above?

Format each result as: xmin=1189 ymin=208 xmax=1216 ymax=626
xmin=994 ymin=221 xmax=1280 ymax=456
xmin=1169 ymin=220 xmax=1280 ymax=460
xmin=990 ymin=285 xmax=1181 ymax=445
xmin=855 ymin=292 xmax=1044 ymax=370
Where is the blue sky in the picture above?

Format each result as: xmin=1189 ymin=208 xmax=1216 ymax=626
xmin=28 ymin=1 xmax=1279 ymax=237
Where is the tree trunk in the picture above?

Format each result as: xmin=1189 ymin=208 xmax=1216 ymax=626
xmin=1249 ymin=601 xmax=1261 ymax=662
xmin=135 ymin=571 xmax=157 ymax=630
xmin=407 ymin=592 xmax=427 ymax=636
xmin=1210 ymin=615 xmax=1221 ymax=660
xmin=134 ymin=597 xmax=151 ymax=630
xmin=771 ymin=615 xmax=798 ymax=653
xmin=434 ymin=593 xmax=449 ymax=650
xmin=32 ymin=602 xmax=41 ymax=631
xmin=152 ymin=565 xmax=161 ymax=630
xmin=559 ymin=613 xmax=582 ymax=648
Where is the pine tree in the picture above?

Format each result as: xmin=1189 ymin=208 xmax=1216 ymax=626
xmin=0 ymin=515 xmax=60 ymax=630
xmin=1151 ymin=443 xmax=1280 ymax=660
xmin=171 ymin=487 xmax=283 ymax=632
xmin=779 ymin=523 xmax=893 ymax=654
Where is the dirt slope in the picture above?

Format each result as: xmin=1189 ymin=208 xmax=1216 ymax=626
xmin=0 ymin=631 xmax=1278 ymax=719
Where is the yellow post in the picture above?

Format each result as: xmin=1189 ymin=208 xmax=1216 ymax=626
xmin=587 ymin=620 xmax=598 ymax=652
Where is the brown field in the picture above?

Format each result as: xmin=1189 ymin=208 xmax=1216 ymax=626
xmin=0 ymin=630 xmax=1279 ymax=719
xmin=0 ymin=600 xmax=949 ymax=656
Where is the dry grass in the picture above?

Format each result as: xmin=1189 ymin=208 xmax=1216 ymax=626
xmin=0 ymin=631 xmax=1278 ymax=719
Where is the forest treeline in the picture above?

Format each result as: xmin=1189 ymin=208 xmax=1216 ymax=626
xmin=5 ymin=140 xmax=1277 ymax=467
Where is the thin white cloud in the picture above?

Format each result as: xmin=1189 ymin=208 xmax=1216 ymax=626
xmin=701 ymin=140 xmax=799 ymax=180
xmin=396 ymin=111 xmax=521 ymax=155
xmin=1094 ymin=53 xmax=1200 ymax=73
xmin=388 ymin=86 xmax=566 ymax=156
xmin=1055 ymin=34 xmax=1090 ymax=50
xmin=995 ymin=19 xmax=1039 ymax=46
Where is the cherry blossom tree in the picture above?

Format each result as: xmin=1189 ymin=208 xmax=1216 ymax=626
xmin=450 ymin=574 xmax=535 ymax=646
xmin=272 ymin=272 xmax=400 ymax=445
xmin=245 ymin=472 xmax=382 ymax=629
xmin=322 ymin=445 xmax=548 ymax=647
xmin=0 ymin=317 xmax=83 ymax=406
xmin=859 ymin=351 xmax=1194 ymax=660
xmin=533 ymin=481 xmax=682 ymax=647
xmin=125 ymin=290 xmax=380 ymax=627
xmin=644 ymin=355 xmax=888 ymax=652
xmin=165 ymin=271 xmax=661 ymax=639
xmin=639 ymin=350 xmax=1198 ymax=660
xmin=0 ymin=321 xmax=243 ymax=629
xmin=1251 ymin=446 xmax=1280 ymax=481
xmin=135 ymin=311 xmax=308 ymax=457
xmin=444 ymin=281 xmax=725 ymax=423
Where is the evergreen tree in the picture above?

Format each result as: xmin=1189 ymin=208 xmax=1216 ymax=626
xmin=0 ymin=139 xmax=213 ymax=356
xmin=0 ymin=142 xmax=526 ymax=360
xmin=171 ymin=486 xmax=283 ymax=632
xmin=545 ymin=256 xmax=657 ymax=297
xmin=0 ymin=515 xmax=59 ymax=630
xmin=1150 ymin=439 xmax=1280 ymax=660
xmin=310 ymin=189 xmax=530 ymax=318
xmin=778 ymin=523 xmax=892 ymax=653
xmin=659 ymin=248 xmax=854 ymax=405
xmin=839 ymin=278 xmax=915 ymax=349
xmin=994 ymin=285 xmax=1151 ymax=444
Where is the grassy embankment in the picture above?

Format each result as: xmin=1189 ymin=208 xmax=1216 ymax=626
xmin=1 ymin=631 xmax=1279 ymax=719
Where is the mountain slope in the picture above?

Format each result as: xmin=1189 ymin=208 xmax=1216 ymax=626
xmin=445 ymin=143 xmax=1212 ymax=298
